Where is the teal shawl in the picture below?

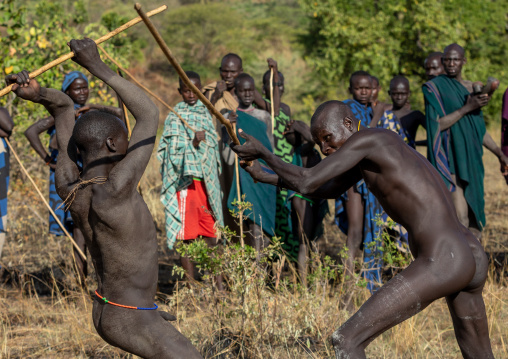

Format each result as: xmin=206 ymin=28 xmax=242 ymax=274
xmin=227 ymin=111 xmax=276 ymax=236
xmin=423 ymin=75 xmax=486 ymax=229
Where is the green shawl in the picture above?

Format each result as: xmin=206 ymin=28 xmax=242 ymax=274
xmin=423 ymin=75 xmax=486 ymax=229
xmin=227 ymin=110 xmax=276 ymax=236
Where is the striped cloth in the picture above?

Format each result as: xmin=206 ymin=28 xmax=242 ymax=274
xmin=157 ymin=100 xmax=223 ymax=250
xmin=423 ymin=75 xmax=486 ymax=229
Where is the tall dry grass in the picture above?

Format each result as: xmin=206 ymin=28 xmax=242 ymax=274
xmin=0 ymin=126 xmax=506 ymax=358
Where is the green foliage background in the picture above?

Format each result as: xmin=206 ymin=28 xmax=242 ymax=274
xmin=299 ymin=0 xmax=508 ymax=125
xmin=1 ymin=0 xmax=507 ymax=130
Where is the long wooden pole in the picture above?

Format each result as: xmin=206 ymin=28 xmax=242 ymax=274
xmin=4 ymin=138 xmax=86 ymax=261
xmin=270 ymin=69 xmax=275 ymax=132
xmin=0 ymin=5 xmax=168 ymax=98
xmin=233 ymin=123 xmax=244 ymax=247
xmin=97 ymin=44 xmax=195 ymax=132
xmin=134 ymin=3 xmax=242 ymax=148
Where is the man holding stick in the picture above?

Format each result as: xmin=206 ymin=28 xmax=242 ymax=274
xmin=231 ymin=100 xmax=498 ymax=358
xmin=6 ymin=39 xmax=202 ymax=358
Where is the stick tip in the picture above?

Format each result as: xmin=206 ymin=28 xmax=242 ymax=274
xmin=134 ymin=3 xmax=142 ymax=11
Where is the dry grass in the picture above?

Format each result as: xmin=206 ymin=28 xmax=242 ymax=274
xmin=0 ymin=127 xmax=506 ymax=358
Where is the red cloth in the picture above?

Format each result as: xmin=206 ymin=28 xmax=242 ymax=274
xmin=176 ymin=179 xmax=216 ymax=240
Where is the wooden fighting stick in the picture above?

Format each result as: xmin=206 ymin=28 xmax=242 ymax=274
xmin=97 ymin=44 xmax=195 ymax=133
xmin=270 ymin=69 xmax=275 ymax=132
xmin=233 ymin=122 xmax=244 ymax=247
xmin=0 ymin=5 xmax=168 ymax=98
xmin=134 ymin=3 xmax=248 ymax=158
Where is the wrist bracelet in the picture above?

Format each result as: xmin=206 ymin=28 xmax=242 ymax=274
xmin=273 ymin=81 xmax=283 ymax=86
xmin=45 ymin=156 xmax=53 ymax=165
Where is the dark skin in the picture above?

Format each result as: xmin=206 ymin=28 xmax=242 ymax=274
xmin=232 ymin=101 xmax=494 ymax=358
xmin=236 ymin=77 xmax=256 ymax=110
xmin=348 ymin=75 xmax=372 ymax=106
xmin=6 ymin=39 xmax=202 ymax=358
xmin=346 ymin=74 xmax=372 ymax=279
xmin=23 ymin=76 xmax=122 ymax=284
xmin=24 ymin=78 xmax=122 ymax=167
xmin=0 ymin=107 xmax=14 ymax=138
xmin=387 ymin=78 xmax=426 ymax=144
xmin=177 ymin=77 xmax=223 ymax=291
xmin=424 ymin=53 xmax=445 ymax=80
xmin=438 ymin=44 xmax=508 ymax=231
xmin=284 ymin=120 xmax=321 ymax=285
xmin=179 ymin=78 xmax=206 ymax=148
xmin=370 ymin=77 xmax=380 ymax=105
xmin=254 ymin=58 xmax=291 ymax=118
xmin=206 ymin=56 xmax=243 ymax=106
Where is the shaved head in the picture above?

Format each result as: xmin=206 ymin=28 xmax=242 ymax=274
xmin=424 ymin=52 xmax=445 ymax=80
xmin=390 ymin=75 xmax=409 ymax=90
xmin=221 ymin=53 xmax=242 ymax=68
xmin=73 ymin=111 xmax=127 ymax=157
xmin=311 ymin=101 xmax=359 ymax=155
xmin=442 ymin=43 xmax=466 ymax=79
xmin=425 ymin=52 xmax=443 ymax=66
xmin=311 ymin=100 xmax=357 ymax=130
xmin=444 ymin=43 xmax=464 ymax=57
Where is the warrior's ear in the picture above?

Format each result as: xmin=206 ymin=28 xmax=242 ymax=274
xmin=106 ymin=137 xmax=117 ymax=152
xmin=343 ymin=116 xmax=354 ymax=131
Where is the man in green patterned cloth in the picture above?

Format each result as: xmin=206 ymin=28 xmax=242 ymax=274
xmin=254 ymin=59 xmax=300 ymax=258
xmin=158 ymin=71 xmax=223 ymax=287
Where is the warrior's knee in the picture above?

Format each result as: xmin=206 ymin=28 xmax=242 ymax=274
xmin=331 ymin=328 xmax=355 ymax=357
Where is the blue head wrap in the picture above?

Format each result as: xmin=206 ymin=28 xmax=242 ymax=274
xmin=61 ymin=71 xmax=88 ymax=92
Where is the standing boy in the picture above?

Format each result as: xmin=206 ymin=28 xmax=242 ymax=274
xmin=6 ymin=39 xmax=202 ymax=358
xmin=336 ymin=71 xmax=383 ymax=292
xmin=253 ymin=59 xmax=301 ymax=261
xmin=158 ymin=71 xmax=223 ymax=288
xmin=377 ymin=75 xmax=426 ymax=147
xmin=225 ymin=73 xmax=275 ymax=253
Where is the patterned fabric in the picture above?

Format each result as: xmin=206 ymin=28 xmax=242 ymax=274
xmin=343 ymin=99 xmax=372 ymax=126
xmin=47 ymin=103 xmax=82 ymax=236
xmin=0 ymin=138 xmax=9 ymax=234
xmin=286 ymin=145 xmax=329 ymax=241
xmin=227 ymin=110 xmax=276 ymax=236
xmin=377 ymin=110 xmax=413 ymax=147
xmin=267 ymin=101 xmax=300 ymax=259
xmin=423 ymin=75 xmax=487 ymax=229
xmin=336 ymin=99 xmax=407 ymax=293
xmin=157 ymin=100 xmax=223 ymax=250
